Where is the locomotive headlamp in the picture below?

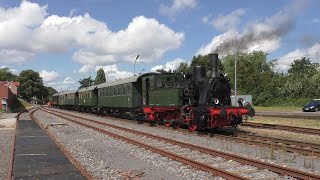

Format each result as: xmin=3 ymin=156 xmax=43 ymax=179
xmin=213 ymin=98 xmax=219 ymax=105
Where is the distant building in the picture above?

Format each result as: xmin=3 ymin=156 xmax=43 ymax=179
xmin=0 ymin=81 xmax=20 ymax=111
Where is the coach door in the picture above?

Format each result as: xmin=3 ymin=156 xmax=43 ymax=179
xmin=145 ymin=78 xmax=150 ymax=105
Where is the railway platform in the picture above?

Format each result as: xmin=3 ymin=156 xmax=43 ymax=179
xmin=13 ymin=113 xmax=85 ymax=179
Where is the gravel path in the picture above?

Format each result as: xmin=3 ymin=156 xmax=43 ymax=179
xmin=47 ymin=108 xmax=320 ymax=176
xmin=34 ymin=110 xmax=224 ymax=179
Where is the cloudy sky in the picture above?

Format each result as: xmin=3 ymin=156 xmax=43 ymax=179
xmin=0 ymin=0 xmax=319 ymax=91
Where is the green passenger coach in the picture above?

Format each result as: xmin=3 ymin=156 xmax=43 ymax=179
xmin=97 ymin=73 xmax=157 ymax=115
xmin=49 ymin=92 xmax=60 ymax=107
xmin=58 ymin=90 xmax=78 ymax=109
xmin=78 ymin=85 xmax=98 ymax=112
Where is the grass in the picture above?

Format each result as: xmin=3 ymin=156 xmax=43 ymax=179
xmin=245 ymin=116 xmax=320 ymax=129
xmin=254 ymin=106 xmax=301 ymax=112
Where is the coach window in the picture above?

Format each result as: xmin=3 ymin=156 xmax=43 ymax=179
xmin=124 ymin=86 xmax=127 ymax=95
xmin=115 ymin=87 xmax=117 ymax=96
xmin=127 ymin=85 xmax=130 ymax=94
xmin=119 ymin=87 xmax=122 ymax=95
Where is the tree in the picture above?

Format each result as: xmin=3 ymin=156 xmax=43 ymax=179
xmin=176 ymin=62 xmax=191 ymax=74
xmin=222 ymin=51 xmax=276 ymax=105
xmin=19 ymin=70 xmax=46 ymax=101
xmin=95 ymin=68 xmax=106 ymax=85
xmin=79 ymin=76 xmax=94 ymax=89
xmin=288 ymin=57 xmax=317 ymax=76
xmin=176 ymin=54 xmax=224 ymax=75
xmin=46 ymin=87 xmax=58 ymax=95
xmin=0 ymin=67 xmax=18 ymax=81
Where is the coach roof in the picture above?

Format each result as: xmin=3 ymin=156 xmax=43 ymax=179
xmin=78 ymin=85 xmax=97 ymax=92
xmin=52 ymin=92 xmax=60 ymax=96
xmin=59 ymin=89 xmax=78 ymax=95
xmin=97 ymin=73 xmax=157 ymax=89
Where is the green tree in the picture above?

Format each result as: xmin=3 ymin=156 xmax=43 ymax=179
xmin=19 ymin=70 xmax=46 ymax=101
xmin=176 ymin=54 xmax=224 ymax=75
xmin=176 ymin=62 xmax=191 ymax=74
xmin=95 ymin=68 xmax=106 ymax=85
xmin=46 ymin=87 xmax=58 ymax=95
xmin=0 ymin=67 xmax=18 ymax=81
xmin=222 ymin=51 xmax=275 ymax=105
xmin=79 ymin=76 xmax=94 ymax=89
xmin=288 ymin=57 xmax=317 ymax=76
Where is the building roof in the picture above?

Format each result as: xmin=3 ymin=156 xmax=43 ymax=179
xmin=78 ymin=85 xmax=97 ymax=92
xmin=97 ymin=73 xmax=157 ymax=89
xmin=0 ymin=81 xmax=20 ymax=87
xmin=59 ymin=89 xmax=78 ymax=95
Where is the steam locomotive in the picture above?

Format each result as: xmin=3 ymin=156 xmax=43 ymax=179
xmin=49 ymin=53 xmax=255 ymax=131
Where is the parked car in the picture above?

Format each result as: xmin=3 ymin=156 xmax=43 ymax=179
xmin=302 ymin=100 xmax=320 ymax=112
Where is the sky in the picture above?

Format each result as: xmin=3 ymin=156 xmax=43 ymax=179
xmin=0 ymin=0 xmax=319 ymax=91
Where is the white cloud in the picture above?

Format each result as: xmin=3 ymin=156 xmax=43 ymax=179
xmin=151 ymin=58 xmax=185 ymax=72
xmin=276 ymin=43 xmax=320 ymax=72
xmin=78 ymin=64 xmax=95 ymax=74
xmin=63 ymin=77 xmax=76 ymax=84
xmin=159 ymin=0 xmax=197 ymax=17
xmin=95 ymin=65 xmax=134 ymax=82
xmin=0 ymin=49 xmax=35 ymax=65
xmin=201 ymin=14 xmax=212 ymax=24
xmin=47 ymin=77 xmax=77 ymax=91
xmin=196 ymin=1 xmax=307 ymax=56
xmin=211 ymin=8 xmax=246 ymax=31
xmin=39 ymin=70 xmax=60 ymax=83
xmin=312 ymin=18 xmax=320 ymax=23
xmin=0 ymin=66 xmax=19 ymax=75
xmin=0 ymin=1 xmax=184 ymax=69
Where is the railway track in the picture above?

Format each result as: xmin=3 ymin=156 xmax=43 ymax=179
xmin=241 ymin=122 xmax=320 ymax=136
xmin=44 ymin=107 xmax=320 ymax=158
xmin=40 ymin=107 xmax=320 ymax=179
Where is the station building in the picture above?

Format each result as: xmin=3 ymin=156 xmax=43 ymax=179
xmin=0 ymin=81 xmax=20 ymax=112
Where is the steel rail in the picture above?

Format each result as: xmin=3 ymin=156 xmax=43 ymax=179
xmin=39 ymin=108 xmax=247 ymax=180
xmin=242 ymin=122 xmax=320 ymax=136
xmin=30 ymin=109 xmax=93 ymax=180
xmin=214 ymin=134 xmax=320 ymax=157
xmin=45 ymin=107 xmax=320 ymax=156
xmin=43 ymin=108 xmax=320 ymax=180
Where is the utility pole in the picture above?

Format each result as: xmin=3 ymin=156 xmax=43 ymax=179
xmin=234 ymin=40 xmax=244 ymax=107
xmin=134 ymin=55 xmax=140 ymax=75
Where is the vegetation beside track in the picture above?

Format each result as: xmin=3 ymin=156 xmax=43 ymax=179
xmin=245 ymin=116 xmax=320 ymax=129
xmin=254 ymin=106 xmax=302 ymax=112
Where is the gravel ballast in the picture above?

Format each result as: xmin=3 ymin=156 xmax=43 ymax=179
xmin=0 ymin=113 xmax=16 ymax=180
xmin=45 ymin=108 xmax=320 ymax=176
xmin=34 ymin=110 xmax=224 ymax=179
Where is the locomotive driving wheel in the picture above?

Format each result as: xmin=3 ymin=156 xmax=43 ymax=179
xmin=164 ymin=122 xmax=171 ymax=127
xmin=173 ymin=122 xmax=181 ymax=129
xmin=188 ymin=123 xmax=198 ymax=132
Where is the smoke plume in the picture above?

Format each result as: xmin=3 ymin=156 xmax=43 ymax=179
xmin=210 ymin=1 xmax=308 ymax=55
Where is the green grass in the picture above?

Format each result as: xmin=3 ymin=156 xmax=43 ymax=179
xmin=247 ymin=116 xmax=320 ymax=129
xmin=254 ymin=106 xmax=301 ymax=111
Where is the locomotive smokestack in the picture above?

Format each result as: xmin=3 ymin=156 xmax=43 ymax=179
xmin=210 ymin=53 xmax=218 ymax=78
